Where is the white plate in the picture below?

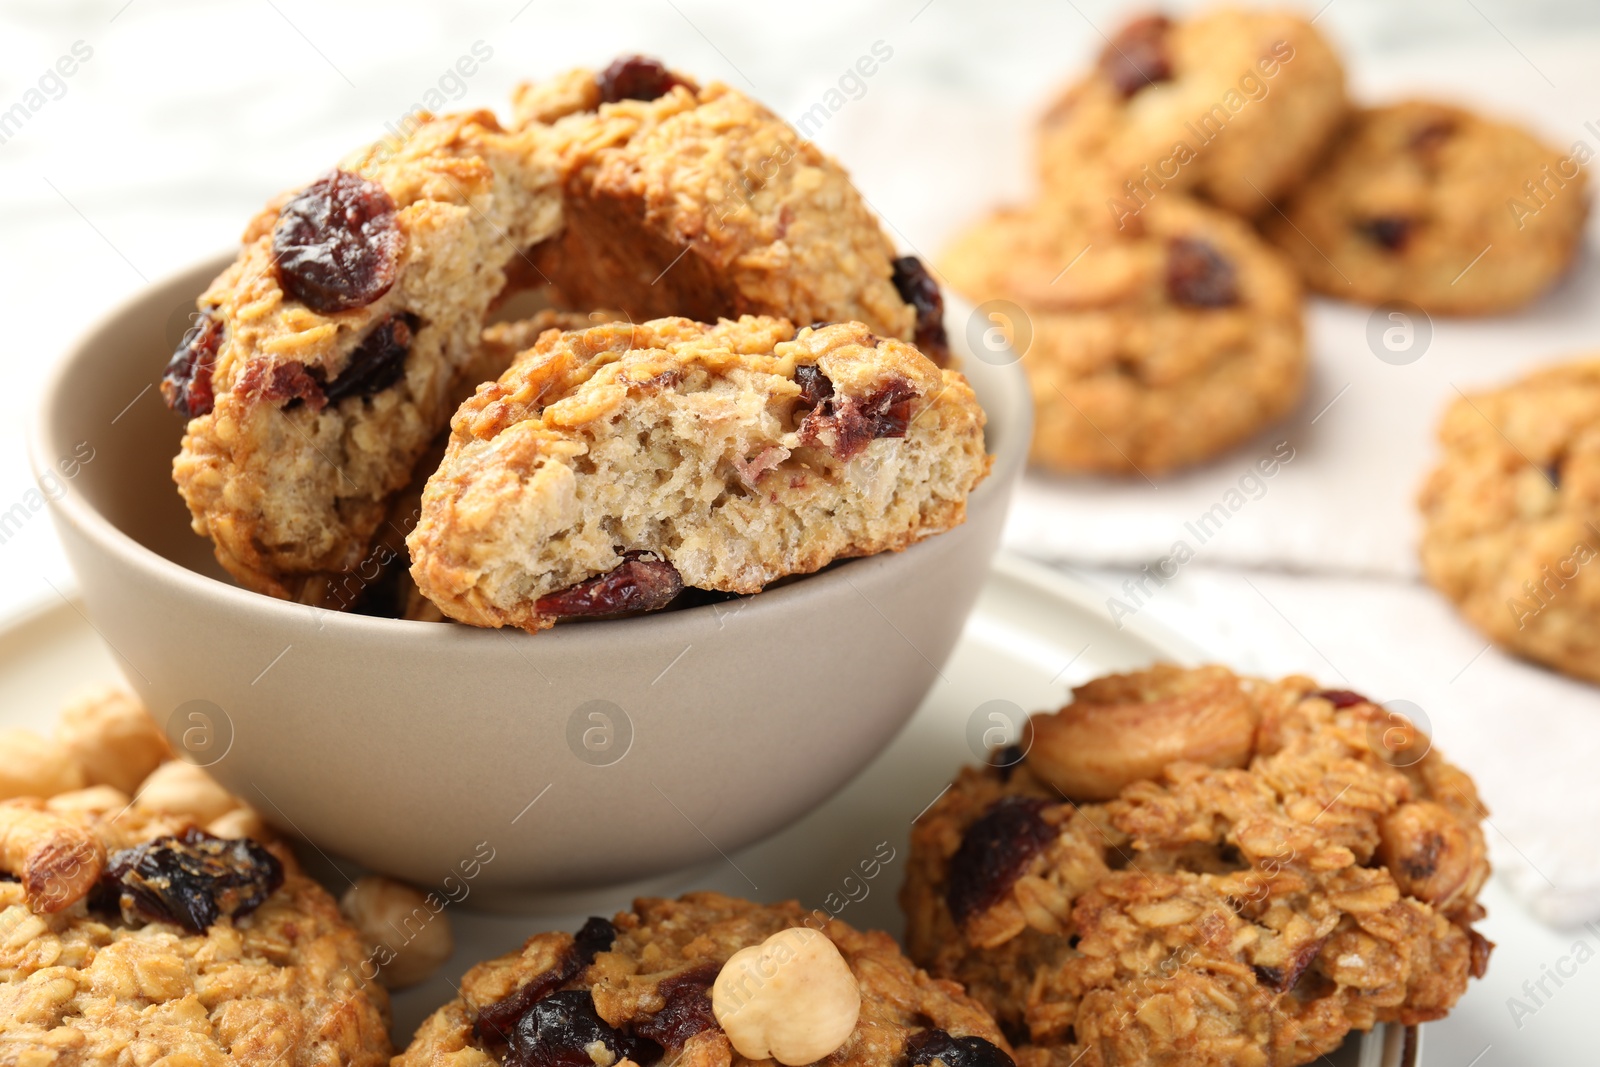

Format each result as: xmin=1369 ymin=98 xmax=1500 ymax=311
xmin=1 ymin=555 xmax=1421 ymax=1064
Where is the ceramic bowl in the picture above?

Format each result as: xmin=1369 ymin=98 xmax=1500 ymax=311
xmin=33 ymin=254 xmax=1030 ymax=907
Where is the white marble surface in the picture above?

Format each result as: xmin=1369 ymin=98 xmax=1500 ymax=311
xmin=4 ymin=3 xmax=1600 ymax=1061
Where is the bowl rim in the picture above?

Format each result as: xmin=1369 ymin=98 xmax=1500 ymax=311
xmin=32 ymin=252 xmax=1034 ymax=644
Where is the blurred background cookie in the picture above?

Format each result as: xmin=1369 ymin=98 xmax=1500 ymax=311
xmin=941 ymin=192 xmax=1304 ymax=476
xmin=1036 ymin=7 xmax=1347 ymax=216
xmin=1419 ymin=356 xmax=1600 ymax=682
xmin=1265 ymin=100 xmax=1590 ymax=314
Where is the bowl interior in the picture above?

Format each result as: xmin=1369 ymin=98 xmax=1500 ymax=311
xmin=37 ymin=254 xmax=1032 ymax=620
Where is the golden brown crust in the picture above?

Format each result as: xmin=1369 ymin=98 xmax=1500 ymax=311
xmin=395 ymin=891 xmax=1009 ymax=1067
xmin=940 ymin=193 xmax=1304 ymax=475
xmin=0 ymin=806 xmax=391 ymax=1067
xmin=1418 ymin=356 xmax=1600 ymax=681
xmin=901 ymin=666 xmax=1490 ymax=1067
xmin=1265 ymin=101 xmax=1590 ymax=314
xmin=407 ymin=317 xmax=989 ymax=631
xmin=514 ymin=70 xmax=917 ymax=341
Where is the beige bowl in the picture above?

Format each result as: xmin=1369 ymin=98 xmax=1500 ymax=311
xmin=33 ymin=254 xmax=1029 ymax=906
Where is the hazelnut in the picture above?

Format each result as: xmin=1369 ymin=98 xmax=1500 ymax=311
xmin=55 ymin=688 xmax=171 ymax=795
xmin=46 ymin=786 xmax=131 ymax=816
xmin=133 ymin=761 xmax=238 ymax=823
xmin=339 ymin=875 xmax=453 ymax=989
xmin=207 ymin=806 xmax=270 ymax=842
xmin=0 ymin=729 xmax=87 ymax=800
xmin=712 ymin=927 xmax=860 ymax=1065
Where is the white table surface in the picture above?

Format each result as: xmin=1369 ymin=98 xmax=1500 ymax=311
xmin=4 ymin=2 xmax=1600 ymax=1063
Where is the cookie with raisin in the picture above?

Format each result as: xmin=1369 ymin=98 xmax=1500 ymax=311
xmin=901 ymin=665 xmax=1492 ymax=1067
xmin=1037 ymin=8 xmax=1347 ymax=215
xmin=407 ymin=317 xmax=989 ymax=631
xmin=396 ymin=891 xmax=1010 ymax=1067
xmin=1419 ymin=356 xmax=1600 ymax=682
xmin=941 ymin=192 xmax=1304 ymax=475
xmin=1265 ymin=101 xmax=1589 ymax=313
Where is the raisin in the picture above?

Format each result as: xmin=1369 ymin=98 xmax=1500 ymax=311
xmin=905 ymin=1029 xmax=1017 ymax=1067
xmin=634 ymin=962 xmax=720 ymax=1049
xmin=272 ymin=169 xmax=402 ymax=314
xmin=1252 ymin=937 xmax=1325 ymax=993
xmin=992 ymin=744 xmax=1026 ymax=781
xmin=1166 ymin=237 xmax=1239 ymax=308
xmin=797 ymin=377 xmax=918 ymax=461
xmin=535 ymin=551 xmax=685 ymax=619
xmin=891 ymin=256 xmax=950 ymax=365
xmin=794 ymin=364 xmax=835 ymax=409
xmin=477 ymin=918 xmax=616 ymax=1043
xmin=945 ymin=796 xmax=1056 ymax=926
xmin=597 ymin=56 xmax=683 ymax=104
xmin=1357 ymin=216 xmax=1413 ymax=252
xmin=322 ymin=313 xmax=419 ymax=403
xmin=506 ymin=990 xmax=662 ymax=1067
xmin=1312 ymin=689 xmax=1370 ymax=708
xmin=97 ymin=828 xmax=283 ymax=933
xmin=161 ymin=311 xmax=224 ymax=418
xmin=1099 ymin=15 xmax=1173 ymax=97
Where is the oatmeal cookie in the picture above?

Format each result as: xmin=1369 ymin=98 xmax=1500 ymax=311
xmin=1265 ymin=101 xmax=1589 ymax=314
xmin=1419 ymin=357 xmax=1600 ymax=682
xmin=396 ymin=891 xmax=1011 ymax=1067
xmin=902 ymin=666 xmax=1491 ymax=1067
xmin=511 ymin=57 xmax=950 ymax=362
xmin=1037 ymin=9 xmax=1346 ymax=216
xmin=407 ymin=316 xmax=989 ymax=632
xmin=0 ymin=801 xmax=391 ymax=1066
xmin=941 ymin=192 xmax=1303 ymax=475
xmin=166 ymin=111 xmax=564 ymax=602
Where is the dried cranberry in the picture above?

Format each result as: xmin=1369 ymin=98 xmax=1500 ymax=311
xmin=1166 ymin=237 xmax=1239 ymax=308
xmin=797 ymin=377 xmax=918 ymax=461
xmin=946 ymin=796 xmax=1056 ymax=926
xmin=507 ymin=990 xmax=662 ymax=1067
xmin=1357 ymin=216 xmax=1413 ymax=252
xmin=476 ymin=917 xmax=617 ymax=1043
xmin=161 ymin=311 xmax=224 ymax=418
xmin=891 ymin=256 xmax=950 ymax=365
xmin=905 ymin=1029 xmax=1016 ymax=1067
xmin=634 ymin=962 xmax=720 ymax=1049
xmin=97 ymin=828 xmax=283 ymax=933
xmin=597 ymin=56 xmax=683 ymax=104
xmin=272 ymin=169 xmax=402 ymax=314
xmin=1312 ymin=689 xmax=1370 ymax=708
xmin=322 ymin=313 xmax=419 ymax=403
xmin=536 ymin=551 xmax=685 ymax=618
xmin=794 ymin=364 xmax=835 ymax=408
xmin=256 ymin=361 xmax=327 ymax=410
xmin=1099 ymin=15 xmax=1173 ymax=97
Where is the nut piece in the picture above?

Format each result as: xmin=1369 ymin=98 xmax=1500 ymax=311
xmin=1378 ymin=801 xmax=1488 ymax=911
xmin=340 ymin=875 xmax=454 ymax=989
xmin=56 ymin=687 xmax=172 ymax=794
xmin=46 ymin=786 xmax=132 ymax=816
xmin=0 ymin=800 xmax=105 ymax=913
xmin=133 ymin=761 xmax=239 ymax=823
xmin=206 ymin=806 xmax=270 ymax=842
xmin=0 ymin=729 xmax=87 ymax=800
xmin=711 ymin=927 xmax=861 ymax=1065
xmin=1027 ymin=666 xmax=1259 ymax=800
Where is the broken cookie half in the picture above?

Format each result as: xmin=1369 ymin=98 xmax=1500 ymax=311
xmin=407 ymin=316 xmax=990 ymax=632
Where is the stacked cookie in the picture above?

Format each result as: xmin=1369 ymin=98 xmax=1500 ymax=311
xmin=161 ymin=57 xmax=990 ymax=632
xmin=944 ymin=6 xmax=1587 ymax=477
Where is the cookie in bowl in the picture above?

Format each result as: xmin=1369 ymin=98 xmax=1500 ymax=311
xmin=0 ymin=688 xmax=392 ymax=1065
xmin=1037 ymin=7 xmax=1347 ymax=215
xmin=941 ymin=192 xmax=1304 ymax=475
xmin=396 ymin=891 xmax=1012 ymax=1067
xmin=1264 ymin=100 xmax=1589 ymax=314
xmin=1419 ymin=357 xmax=1600 ymax=682
xmin=408 ymin=316 xmax=990 ymax=631
xmin=511 ymin=56 xmax=949 ymax=363
xmin=902 ymin=665 xmax=1491 ymax=1067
